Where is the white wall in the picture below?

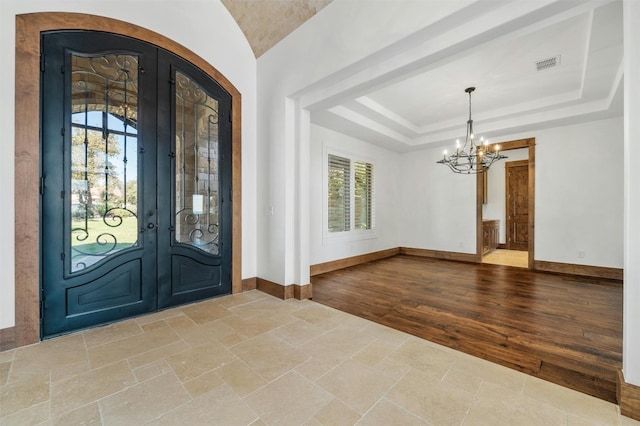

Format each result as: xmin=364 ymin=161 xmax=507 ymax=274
xmin=309 ymin=124 xmax=400 ymax=264
xmin=483 ymin=148 xmax=529 ymax=244
xmin=534 ymin=117 xmax=623 ymax=268
xmin=0 ymin=0 xmax=257 ymax=329
xmin=623 ymin=0 xmax=640 ymax=387
xmin=397 ymin=117 xmax=623 ymax=268
xmin=491 ymin=119 xmax=624 ymax=268
xmin=257 ymin=1 xmax=475 ymax=286
xmin=398 ymin=147 xmax=477 ymax=253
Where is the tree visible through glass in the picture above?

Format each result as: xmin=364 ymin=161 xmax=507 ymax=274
xmin=69 ymin=53 xmax=139 ymax=272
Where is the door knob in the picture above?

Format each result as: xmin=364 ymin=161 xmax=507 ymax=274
xmin=147 ymin=223 xmax=156 ymax=229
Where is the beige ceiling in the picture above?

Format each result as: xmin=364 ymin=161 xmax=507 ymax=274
xmin=221 ymin=0 xmax=333 ymax=57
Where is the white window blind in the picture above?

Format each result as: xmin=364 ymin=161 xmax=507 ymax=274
xmin=327 ymin=153 xmax=374 ymax=234
xmin=354 ymin=161 xmax=373 ymax=230
xmin=328 ymin=154 xmax=351 ymax=232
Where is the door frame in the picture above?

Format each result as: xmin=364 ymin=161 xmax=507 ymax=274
xmin=476 ymin=138 xmax=535 ymax=268
xmin=13 ymin=12 xmax=242 ymax=348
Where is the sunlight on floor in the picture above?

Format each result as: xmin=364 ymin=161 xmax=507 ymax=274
xmin=483 ymin=249 xmax=528 ymax=268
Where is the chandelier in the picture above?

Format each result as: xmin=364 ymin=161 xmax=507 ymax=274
xmin=437 ymin=87 xmax=506 ymax=174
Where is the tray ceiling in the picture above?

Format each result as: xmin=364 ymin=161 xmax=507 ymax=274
xmin=223 ymin=0 xmax=623 ymax=152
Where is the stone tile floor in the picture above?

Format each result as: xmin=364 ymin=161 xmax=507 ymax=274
xmin=1 ymin=290 xmax=638 ymax=425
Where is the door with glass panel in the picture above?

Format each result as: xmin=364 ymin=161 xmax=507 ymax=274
xmin=156 ymin=52 xmax=232 ymax=309
xmin=41 ymin=32 xmax=232 ymax=337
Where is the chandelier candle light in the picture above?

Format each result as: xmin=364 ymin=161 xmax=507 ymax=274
xmin=437 ymin=87 xmax=507 ymax=174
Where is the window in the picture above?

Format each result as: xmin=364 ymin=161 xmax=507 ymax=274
xmin=328 ymin=154 xmax=351 ymax=232
xmin=328 ymin=153 xmax=374 ymax=233
xmin=354 ymin=160 xmax=373 ymax=230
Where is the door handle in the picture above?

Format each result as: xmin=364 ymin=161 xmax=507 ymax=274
xmin=148 ymin=222 xmax=157 ymax=229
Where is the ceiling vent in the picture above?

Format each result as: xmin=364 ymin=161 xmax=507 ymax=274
xmin=536 ymin=55 xmax=561 ymax=71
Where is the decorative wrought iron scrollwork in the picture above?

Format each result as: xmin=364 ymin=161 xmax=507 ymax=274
xmin=71 ymin=54 xmax=140 ymax=124
xmin=173 ymin=69 xmax=220 ymax=256
xmin=71 ymin=207 xmax=138 ymax=271
xmin=69 ymin=52 xmax=140 ymax=273
xmin=174 ymin=207 xmax=219 ymax=253
xmin=71 ymin=232 xmax=117 ymax=257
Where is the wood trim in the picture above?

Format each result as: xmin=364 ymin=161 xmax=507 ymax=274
xmin=476 ymin=161 xmax=484 ymax=261
xmin=310 ymin=246 xmax=622 ymax=282
xmin=618 ymin=370 xmax=640 ymax=421
xmin=14 ymin=15 xmax=41 ymax=348
xmin=256 ymin=278 xmax=288 ymax=299
xmin=399 ymin=247 xmax=478 ymax=263
xmin=496 ymin=138 xmax=535 ymax=151
xmin=231 ymin=81 xmax=242 ymax=295
xmin=294 ymin=283 xmax=313 ymax=300
xmin=482 ymin=172 xmax=488 ymax=204
xmin=533 ymin=260 xmax=623 ymax=281
xmin=14 ymin=12 xmax=242 ymax=349
xmin=242 ymin=277 xmax=257 ymax=291
xmin=309 ymin=248 xmax=400 ymax=276
xmin=256 ymin=278 xmax=312 ymax=300
xmin=0 ymin=327 xmax=17 ymax=352
xmin=528 ymin=141 xmax=536 ymax=269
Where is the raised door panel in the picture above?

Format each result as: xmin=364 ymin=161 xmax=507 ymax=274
xmin=507 ymin=162 xmax=529 ymax=251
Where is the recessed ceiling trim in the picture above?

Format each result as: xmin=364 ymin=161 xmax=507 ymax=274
xmin=327 ymin=106 xmax=413 ymax=144
xmin=354 ymin=96 xmax=420 ymax=133
xmin=409 ymin=96 xmax=613 ymax=148
xmin=415 ymin=91 xmax=582 ymax=135
xmin=579 ymin=9 xmax=595 ymax=96
xmin=303 ymin=1 xmax=621 ymax=152
xmin=606 ymin=59 xmax=624 ymax=107
xmin=297 ymin=0 xmax=596 ymax=113
xmin=296 ymin=0 xmax=539 ymax=110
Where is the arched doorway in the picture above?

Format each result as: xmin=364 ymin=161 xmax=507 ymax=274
xmin=40 ymin=31 xmax=233 ymax=336
xmin=12 ymin=13 xmax=242 ymax=347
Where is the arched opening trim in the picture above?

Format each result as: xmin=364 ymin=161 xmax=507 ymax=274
xmin=11 ymin=12 xmax=242 ymax=348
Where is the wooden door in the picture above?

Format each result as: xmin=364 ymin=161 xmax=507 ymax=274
xmin=41 ymin=31 xmax=231 ymax=338
xmin=506 ymin=160 xmax=529 ymax=251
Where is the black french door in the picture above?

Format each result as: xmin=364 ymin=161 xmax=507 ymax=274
xmin=41 ymin=31 xmax=232 ymax=337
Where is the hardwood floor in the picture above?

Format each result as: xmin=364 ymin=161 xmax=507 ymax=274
xmin=311 ymin=254 xmax=623 ymax=403
xmin=482 ymin=248 xmax=528 ymax=268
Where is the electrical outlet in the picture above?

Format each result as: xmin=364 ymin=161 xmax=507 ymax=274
xmin=577 ymin=250 xmax=585 ymax=259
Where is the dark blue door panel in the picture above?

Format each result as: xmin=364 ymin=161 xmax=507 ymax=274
xmin=41 ymin=31 xmax=231 ymax=338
